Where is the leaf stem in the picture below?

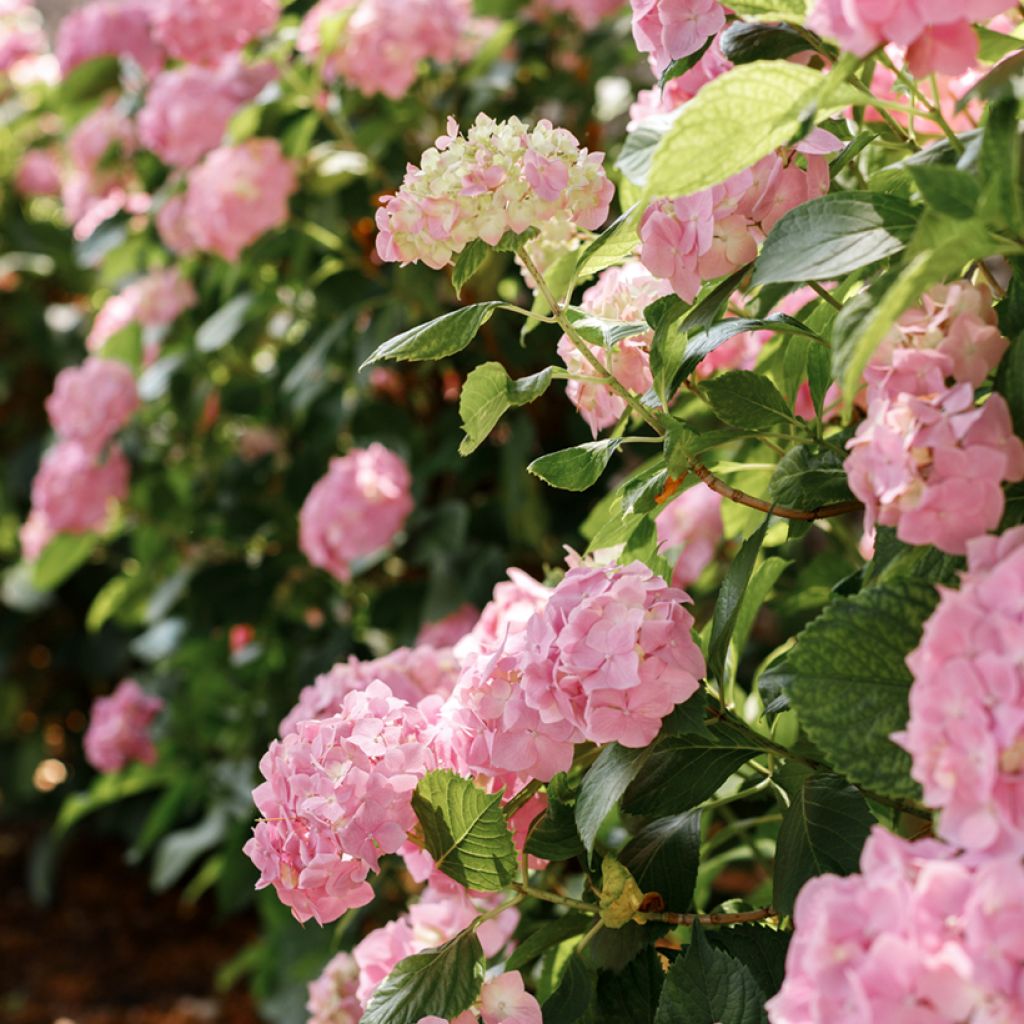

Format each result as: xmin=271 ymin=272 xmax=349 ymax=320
xmin=809 ymin=281 xmax=843 ymax=310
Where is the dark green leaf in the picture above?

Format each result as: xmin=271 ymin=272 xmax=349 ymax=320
xmin=773 ymin=769 xmax=873 ymax=916
xmin=526 ymin=773 xmax=585 ymax=861
xmin=661 ymin=688 xmax=712 ymax=738
xmin=757 ymin=654 xmax=794 ymax=719
xmin=788 ymin=578 xmax=940 ymax=798
xmin=360 ymin=302 xmax=503 ymax=368
xmin=576 ymin=744 xmax=649 ymax=855
xmin=708 ymin=926 xmax=791 ymax=1000
xmin=720 ymin=21 xmax=816 ymax=64
xmin=195 ymin=293 xmax=255 ymax=353
xmin=458 ymin=363 xmax=553 ymax=455
xmin=681 ymin=315 xmax=821 ymax=381
xmin=411 ymin=770 xmax=517 ymax=891
xmin=702 ymin=372 xmax=795 ymax=431
xmin=620 ymin=811 xmax=700 ymax=912
xmin=528 ymin=440 xmax=622 ymax=492
xmin=506 ymin=915 xmax=592 ymax=972
xmin=361 ymin=931 xmax=485 ymax=1024
xmin=908 ymin=165 xmax=980 ymax=220
xmin=752 ymin=193 xmax=918 ymax=285
xmin=617 ymin=118 xmax=673 ymax=187
xmin=543 ymin=953 xmax=595 ymax=1024
xmin=452 ymin=240 xmax=489 ymax=298
xmin=768 ymin=445 xmax=854 ymax=510
xmin=976 ymin=25 xmax=1024 ymax=62
xmin=591 ymin=947 xmax=665 ymax=1024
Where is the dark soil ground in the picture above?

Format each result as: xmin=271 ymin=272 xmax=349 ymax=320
xmin=0 ymin=824 xmax=261 ymax=1024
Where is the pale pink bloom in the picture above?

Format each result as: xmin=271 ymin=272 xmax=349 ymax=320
xmin=518 ymin=561 xmax=705 ymax=748
xmin=154 ymin=194 xmax=195 ymax=257
xmin=845 ymin=358 xmax=1024 ymax=555
xmin=529 ymin=0 xmax=623 ymax=29
xmin=280 ymin=644 xmax=459 ymax=737
xmin=415 ymin=604 xmax=480 ymax=648
xmin=297 ymin=0 xmax=471 ymax=100
xmin=306 ymin=952 xmax=361 ymax=1024
xmin=138 ymin=58 xmax=276 ymax=169
xmin=480 ymin=972 xmax=542 ymax=1024
xmin=151 ymin=0 xmax=279 ymax=65
xmin=87 ymin=268 xmax=197 ymax=353
xmin=45 ymin=357 xmax=138 ymax=453
xmin=656 ymin=485 xmax=723 ymax=587
xmin=376 ymin=114 xmax=613 ymax=270
xmin=83 ymin=679 xmax=163 ymax=774
xmin=19 ymin=510 xmax=54 ymax=562
xmin=244 ymin=681 xmax=435 ymax=924
xmin=298 ymin=443 xmax=413 ymax=583
xmin=515 ymin=218 xmax=587 ymax=290
xmin=894 ymin=525 xmax=1024 ymax=854
xmin=0 ymin=1 xmax=45 ymax=74
xmin=639 ymin=192 xmax=714 ymax=302
xmin=15 ymin=148 xmax=62 ymax=197
xmin=29 ymin=441 xmax=129 ymax=536
xmin=181 ymin=139 xmax=297 ymax=261
xmin=454 ymin=569 xmax=551 ymax=660
xmin=630 ymin=0 xmax=726 ymax=75
xmin=55 ymin=0 xmax=164 ymax=78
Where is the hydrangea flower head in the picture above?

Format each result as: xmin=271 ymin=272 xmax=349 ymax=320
xmin=83 ymin=679 xmax=163 ymax=774
xmin=29 ymin=441 xmax=130 ymax=536
xmin=151 ymin=0 xmax=279 ymax=65
xmin=55 ymin=0 xmax=164 ymax=78
xmin=656 ymin=485 xmax=723 ymax=586
xmin=87 ymin=268 xmax=197 ymax=353
xmin=306 ymin=952 xmax=361 ymax=1024
xmin=631 ymin=0 xmax=726 ymax=75
xmin=45 ymin=357 xmax=138 ymax=454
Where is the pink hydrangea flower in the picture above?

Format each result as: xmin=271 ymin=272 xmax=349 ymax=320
xmin=179 ymin=139 xmax=297 ymax=261
xmin=154 ymin=194 xmax=195 ymax=257
xmin=454 ymin=568 xmax=551 ymax=661
xmin=655 ymin=485 xmax=723 ymax=587
xmin=518 ymin=561 xmax=705 ymax=748
xmin=83 ymin=679 xmax=163 ymax=774
xmin=0 ymin=0 xmax=46 ymax=74
xmin=631 ymin=0 xmax=725 ymax=75
xmin=150 ymin=0 xmax=279 ymax=66
xmin=138 ymin=58 xmax=276 ymax=169
xmin=894 ymin=525 xmax=1024 ymax=853
xmin=45 ymin=357 xmax=138 ymax=454
xmin=245 ymin=681 xmax=435 ymax=924
xmin=767 ymin=826 xmax=1024 ymax=1024
xmin=376 ymin=114 xmax=614 ymax=270
xmin=870 ymin=281 xmax=1009 ymax=389
xmin=55 ymin=0 xmax=165 ymax=78
xmin=29 ymin=441 xmax=130 ymax=536
xmin=298 ymin=443 xmax=413 ymax=583
xmin=87 ymin=268 xmax=197 ymax=353
xmin=529 ymin=0 xmax=623 ymax=29
xmin=807 ymin=0 xmax=1012 ymax=77
xmin=14 ymin=148 xmax=62 ymax=197
xmin=416 ymin=604 xmax=480 ymax=649
xmin=280 ymin=645 xmax=459 ymax=737
xmin=19 ymin=511 xmax=54 ymax=562
xmin=306 ymin=952 xmax=361 ymax=1024
xmin=297 ymin=0 xmax=471 ymax=100
xmin=845 ymin=353 xmax=1024 ymax=554
xmin=558 ymin=262 xmax=671 ymax=435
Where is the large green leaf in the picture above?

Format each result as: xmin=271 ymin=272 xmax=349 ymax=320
xmin=195 ymin=293 xmax=255 ymax=353
xmin=576 ymin=744 xmax=649 ymax=855
xmin=33 ymin=533 xmax=101 ymax=591
xmin=620 ymin=811 xmax=700 ymax=912
xmin=773 ymin=769 xmax=873 ymax=916
xmin=708 ymin=927 xmax=791 ymax=1000
xmin=654 ymin=925 xmax=767 ymax=1024
xmin=506 ymin=915 xmax=592 ymax=972
xmin=526 ymin=773 xmax=585 ymax=861
xmin=702 ymin=371 xmax=796 ymax=431
xmin=542 ymin=953 xmax=595 ymax=1023
xmin=591 ymin=947 xmax=665 ymax=1024
xmin=361 ymin=930 xmax=486 ymax=1024
xmin=360 ymin=302 xmax=502 ymax=368
xmin=575 ymin=204 xmax=641 ymax=277
xmin=768 ymin=445 xmax=854 ymax=511
xmin=646 ymin=62 xmax=856 ymax=198
xmin=411 ymin=770 xmax=517 ymax=891
xmin=458 ymin=363 xmax=553 ymax=455
xmin=679 ymin=315 xmax=820 ymax=380
xmin=752 ymin=193 xmax=918 ymax=285
xmin=788 ymin=578 xmax=940 ymax=798
xmin=528 ymin=440 xmax=622 ymax=492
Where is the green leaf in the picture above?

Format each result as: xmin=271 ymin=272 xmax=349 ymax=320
xmin=732 ymin=557 xmax=791 ymax=665
xmin=506 ymin=915 xmax=592 ymax=972
xmin=54 ymin=763 xmax=168 ymax=839
xmin=151 ymin=807 xmax=229 ymax=892
xmin=788 ymin=578 xmax=940 ymax=798
xmin=85 ymin=575 xmax=135 ymax=633
xmin=773 ymin=769 xmax=873 ymax=916
xmin=452 ymin=240 xmax=489 ymax=298
xmin=361 ymin=930 xmax=486 ymax=1024
xmin=543 ymin=953 xmax=596 ymax=1024
xmin=708 ymin=517 xmax=769 ymax=683
xmin=526 ymin=773 xmax=585 ymax=861
xmin=752 ymin=193 xmax=918 ymax=286
xmin=720 ymin=21 xmax=813 ymax=63
xmin=618 ymin=119 xmax=673 ymax=186
xmin=620 ymin=811 xmax=700 ymax=912
xmin=59 ymin=55 xmax=119 ymax=103
xmin=360 ymin=302 xmax=503 ymax=368
xmin=575 ymin=204 xmax=640 ymax=277
xmin=680 ymin=315 xmax=821 ymax=380
xmin=768 ymin=444 xmax=854 ymax=510
xmin=195 ymin=293 xmax=255 ymax=353
xmin=708 ymin=927 xmax=791 ymax=1000
xmin=592 ymin=947 xmax=665 ymax=1024
xmin=908 ymin=165 xmax=980 ymax=220
xmin=654 ymin=924 xmax=767 ymax=1024
xmin=528 ymin=439 xmax=622 ymax=492
xmin=598 ymin=855 xmax=646 ymax=928
xmin=622 ymin=723 xmax=762 ymax=817
xmin=976 ymin=24 xmax=1024 ymax=62
xmin=728 ymin=0 xmax=805 ymax=14
xmin=411 ymin=770 xmax=517 ymax=891
xmin=33 ymin=533 xmax=100 ymax=591
xmin=458 ymin=363 xmax=553 ymax=455
xmin=646 ymin=62 xmax=857 ymax=198
xmin=702 ymin=371 xmax=795 ymax=431
xmin=576 ymin=744 xmax=649 ymax=855
xmin=979 ymin=98 xmax=1024 ymax=234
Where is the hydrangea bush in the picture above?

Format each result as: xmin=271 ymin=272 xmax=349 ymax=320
xmin=5 ymin=0 xmax=1024 ymax=1021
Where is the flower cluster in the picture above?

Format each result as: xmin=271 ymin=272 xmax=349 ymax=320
xmin=655 ymin=485 xmax=723 ymax=587
xmin=0 ymin=0 xmax=46 ymax=74
xmin=298 ymin=443 xmax=413 ymax=583
xmin=83 ymin=679 xmax=164 ymax=774
xmin=767 ymin=826 xmax=1024 ymax=1023
xmin=415 ymin=603 xmax=480 ymax=648
xmin=895 ymin=526 xmax=1024 ymax=853
xmin=454 ymin=568 xmax=551 ymax=660
xmin=375 ymin=114 xmax=614 ymax=270
xmin=15 ymin=148 xmax=61 ymax=197
xmin=150 ymin=0 xmax=279 ymax=66
xmin=87 ymin=267 xmax=198 ymax=354
xmin=631 ymin=0 xmax=726 ymax=75
xmin=279 ymin=644 xmax=459 ymax=736
xmin=245 ymin=681 xmax=435 ymax=924
xmin=808 ymin=0 xmax=1013 ymax=77
xmin=297 ymin=0 xmax=472 ymax=99
xmin=45 ymin=357 xmax=138 ymax=453
xmin=55 ymin=0 xmax=164 ymax=78
xmin=558 ymin=261 xmax=671 ymax=435
xmin=306 ymin=952 xmax=361 ymax=1024
xmin=639 ymin=143 xmax=833 ymax=302
xmin=423 ymin=972 xmax=541 ymax=1024
xmin=138 ymin=58 xmax=276 ymax=169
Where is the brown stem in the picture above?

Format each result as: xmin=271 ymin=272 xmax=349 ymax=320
xmin=638 ymin=906 xmax=778 ymax=927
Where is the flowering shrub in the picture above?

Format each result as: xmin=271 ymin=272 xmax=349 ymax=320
xmin=6 ymin=0 xmax=1024 ymax=1021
